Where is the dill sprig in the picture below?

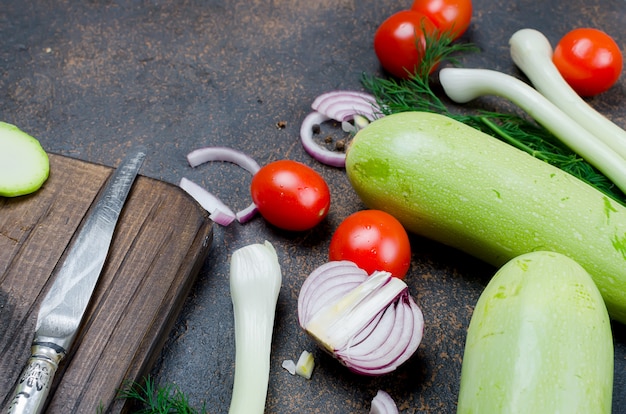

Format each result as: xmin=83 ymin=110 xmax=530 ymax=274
xmin=117 ymin=376 xmax=207 ymax=414
xmin=361 ymin=31 xmax=626 ymax=205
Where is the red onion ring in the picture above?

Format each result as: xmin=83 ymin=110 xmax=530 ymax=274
xmin=300 ymin=111 xmax=347 ymax=168
xmin=179 ymin=177 xmax=236 ymax=226
xmin=187 ymin=146 xmax=261 ymax=173
xmin=301 ymin=90 xmax=385 ymax=167
xmin=370 ymin=390 xmax=399 ymax=414
xmin=234 ymin=202 xmax=258 ymax=224
xmin=297 ymin=261 xmax=424 ymax=376
xmin=314 ymin=98 xmax=377 ymax=122
xmin=312 ymin=90 xmax=379 ymax=120
xmin=311 ymin=90 xmax=374 ymax=106
xmin=183 ymin=146 xmax=261 ymax=224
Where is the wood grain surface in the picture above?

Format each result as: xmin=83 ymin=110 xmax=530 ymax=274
xmin=0 ymin=153 xmax=213 ymax=413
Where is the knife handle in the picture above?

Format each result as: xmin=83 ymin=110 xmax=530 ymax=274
xmin=4 ymin=342 xmax=65 ymax=414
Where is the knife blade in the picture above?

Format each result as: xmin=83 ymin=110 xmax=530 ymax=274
xmin=4 ymin=147 xmax=147 ymax=414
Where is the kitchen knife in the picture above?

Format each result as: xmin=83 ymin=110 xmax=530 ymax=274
xmin=4 ymin=147 xmax=147 ymax=414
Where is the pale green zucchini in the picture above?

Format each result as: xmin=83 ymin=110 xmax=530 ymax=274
xmin=457 ymin=251 xmax=613 ymax=413
xmin=0 ymin=122 xmax=49 ymax=197
xmin=345 ymin=111 xmax=626 ymax=323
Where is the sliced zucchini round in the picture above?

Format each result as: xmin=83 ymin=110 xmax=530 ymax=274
xmin=0 ymin=122 xmax=50 ymax=197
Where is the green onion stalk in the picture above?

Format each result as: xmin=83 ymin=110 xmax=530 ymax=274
xmin=361 ymin=29 xmax=626 ymax=205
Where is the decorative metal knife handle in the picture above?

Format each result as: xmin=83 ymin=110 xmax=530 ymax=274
xmin=5 ymin=343 xmax=65 ymax=414
xmin=3 ymin=147 xmax=146 ymax=414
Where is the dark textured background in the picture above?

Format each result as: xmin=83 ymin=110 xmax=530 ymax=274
xmin=2 ymin=0 xmax=625 ymax=412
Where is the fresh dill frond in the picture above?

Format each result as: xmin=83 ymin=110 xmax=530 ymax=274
xmin=418 ymin=26 xmax=479 ymax=80
xmin=365 ymin=74 xmax=447 ymax=115
xmin=361 ymin=30 xmax=626 ymax=205
xmin=117 ymin=376 xmax=207 ymax=414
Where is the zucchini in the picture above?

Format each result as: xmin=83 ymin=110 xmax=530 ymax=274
xmin=457 ymin=251 xmax=613 ymax=413
xmin=0 ymin=122 xmax=49 ymax=197
xmin=345 ymin=111 xmax=626 ymax=323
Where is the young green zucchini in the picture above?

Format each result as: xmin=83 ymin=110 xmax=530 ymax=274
xmin=457 ymin=251 xmax=613 ymax=413
xmin=345 ymin=111 xmax=626 ymax=323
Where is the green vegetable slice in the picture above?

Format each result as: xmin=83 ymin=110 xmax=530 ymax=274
xmin=0 ymin=122 xmax=50 ymax=197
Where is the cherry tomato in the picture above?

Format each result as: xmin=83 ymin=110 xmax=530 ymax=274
xmin=250 ymin=160 xmax=330 ymax=231
xmin=373 ymin=10 xmax=438 ymax=79
xmin=329 ymin=210 xmax=411 ymax=279
xmin=552 ymin=28 xmax=623 ymax=97
xmin=411 ymin=0 xmax=472 ymax=40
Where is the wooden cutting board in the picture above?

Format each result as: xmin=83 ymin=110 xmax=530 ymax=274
xmin=0 ymin=153 xmax=213 ymax=413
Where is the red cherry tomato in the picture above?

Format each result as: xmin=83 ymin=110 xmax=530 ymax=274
xmin=250 ymin=160 xmax=331 ymax=231
xmin=552 ymin=28 xmax=623 ymax=97
xmin=373 ymin=10 xmax=438 ymax=79
xmin=411 ymin=0 xmax=472 ymax=40
xmin=329 ymin=210 xmax=411 ymax=279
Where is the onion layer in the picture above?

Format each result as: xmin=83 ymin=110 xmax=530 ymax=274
xmin=370 ymin=390 xmax=399 ymax=414
xmin=179 ymin=177 xmax=236 ymax=226
xmin=297 ymin=261 xmax=424 ymax=376
xmin=187 ymin=146 xmax=261 ymax=173
xmin=301 ymin=90 xmax=383 ymax=167
xmin=181 ymin=146 xmax=261 ymax=225
xmin=311 ymin=90 xmax=380 ymax=122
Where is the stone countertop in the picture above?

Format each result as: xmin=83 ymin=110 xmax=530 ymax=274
xmin=2 ymin=0 xmax=625 ymax=412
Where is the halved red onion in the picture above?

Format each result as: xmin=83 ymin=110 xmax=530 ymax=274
xmin=184 ymin=146 xmax=261 ymax=224
xmin=297 ymin=261 xmax=424 ymax=376
xmin=301 ymin=90 xmax=384 ymax=167
xmin=370 ymin=390 xmax=399 ymax=414
xmin=298 ymin=261 xmax=368 ymax=325
xmin=179 ymin=177 xmax=236 ymax=226
xmin=346 ymin=303 xmax=396 ymax=351
xmin=344 ymin=303 xmax=403 ymax=360
xmin=343 ymin=296 xmax=422 ymax=376
xmin=348 ymin=297 xmax=423 ymax=376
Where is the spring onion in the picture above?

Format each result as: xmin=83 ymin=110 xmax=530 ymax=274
xmin=509 ymin=28 xmax=626 ymax=160
xmin=298 ymin=261 xmax=423 ymax=376
xmin=362 ymin=46 xmax=624 ymax=204
xmin=439 ymin=67 xmax=626 ymax=194
xmin=229 ymin=241 xmax=282 ymax=414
